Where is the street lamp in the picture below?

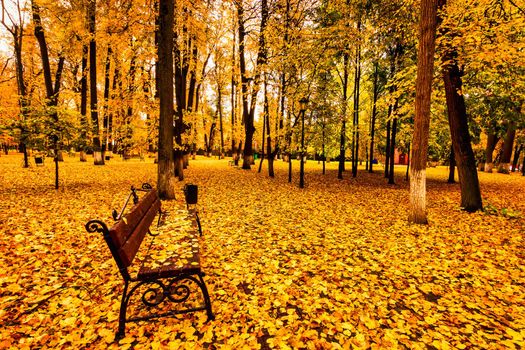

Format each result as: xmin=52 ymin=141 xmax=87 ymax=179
xmin=299 ymin=97 xmax=308 ymax=188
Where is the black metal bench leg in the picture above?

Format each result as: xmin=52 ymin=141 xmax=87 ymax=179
xmin=116 ymin=281 xmax=130 ymax=340
xmin=198 ymin=273 xmax=214 ymax=321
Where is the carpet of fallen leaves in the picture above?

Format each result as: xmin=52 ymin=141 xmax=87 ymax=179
xmin=1 ymin=154 xmax=524 ymax=349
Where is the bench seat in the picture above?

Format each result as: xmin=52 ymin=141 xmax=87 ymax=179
xmin=137 ymin=211 xmax=201 ymax=280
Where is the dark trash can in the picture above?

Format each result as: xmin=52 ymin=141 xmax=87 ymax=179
xmin=184 ymin=184 xmax=198 ymax=205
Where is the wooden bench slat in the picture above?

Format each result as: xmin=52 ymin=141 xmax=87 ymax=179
xmin=137 ymin=216 xmax=201 ymax=280
xmin=138 ymin=258 xmax=200 ymax=279
xmin=109 ymin=190 xmax=159 ymax=247
xmin=118 ymin=199 xmax=160 ymax=267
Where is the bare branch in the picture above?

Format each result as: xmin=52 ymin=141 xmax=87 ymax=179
xmin=1 ymin=56 xmax=12 ymax=75
xmin=0 ymin=75 xmax=15 ymax=84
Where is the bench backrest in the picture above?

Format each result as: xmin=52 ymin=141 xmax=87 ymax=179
xmin=108 ymin=189 xmax=161 ymax=269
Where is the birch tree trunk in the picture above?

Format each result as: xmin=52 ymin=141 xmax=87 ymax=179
xmin=409 ymin=0 xmax=439 ymax=224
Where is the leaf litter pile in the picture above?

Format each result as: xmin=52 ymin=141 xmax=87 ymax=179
xmin=0 ymin=155 xmax=524 ymax=349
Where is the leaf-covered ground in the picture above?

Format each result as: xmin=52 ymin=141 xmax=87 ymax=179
xmin=0 ymin=154 xmax=524 ymax=349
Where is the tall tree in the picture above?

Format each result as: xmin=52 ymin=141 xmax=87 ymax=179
xmin=1 ymin=0 xmax=29 ymax=168
xmin=89 ymin=0 xmax=103 ymax=165
xmin=368 ymin=62 xmax=379 ymax=173
xmin=352 ymin=20 xmax=361 ymax=178
xmin=231 ymin=16 xmax=238 ymax=164
xmin=409 ymin=0 xmax=439 ymax=224
xmin=384 ymin=118 xmax=391 ymax=178
xmin=442 ymin=61 xmax=482 ymax=211
xmin=157 ymin=0 xmax=175 ymax=199
xmin=265 ymin=75 xmax=276 ymax=177
xmin=338 ymin=52 xmax=349 ymax=180
xmin=32 ymin=0 xmax=65 ymax=189
xmin=236 ymin=0 xmax=269 ymax=170
xmin=101 ymin=45 xmax=112 ymax=158
xmin=79 ymin=42 xmax=88 ymax=162
xmin=388 ymin=113 xmax=397 ymax=184
xmin=439 ymin=0 xmax=483 ymax=212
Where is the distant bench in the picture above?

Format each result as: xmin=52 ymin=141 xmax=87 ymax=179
xmin=85 ymin=183 xmax=213 ymax=339
xmin=123 ymin=154 xmax=145 ymax=161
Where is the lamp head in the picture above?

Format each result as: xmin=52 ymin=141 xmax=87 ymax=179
xmin=299 ymin=97 xmax=308 ymax=112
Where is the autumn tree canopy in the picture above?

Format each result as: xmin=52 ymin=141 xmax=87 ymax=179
xmin=0 ymin=0 xmax=524 ymax=204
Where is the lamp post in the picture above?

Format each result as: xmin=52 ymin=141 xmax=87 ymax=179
xmin=299 ymin=97 xmax=308 ymax=188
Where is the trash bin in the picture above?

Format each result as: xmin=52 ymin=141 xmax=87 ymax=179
xmin=184 ymin=184 xmax=198 ymax=205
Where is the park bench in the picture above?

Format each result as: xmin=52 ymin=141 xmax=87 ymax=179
xmin=85 ymin=183 xmax=214 ymax=339
xmin=123 ymin=153 xmax=145 ymax=161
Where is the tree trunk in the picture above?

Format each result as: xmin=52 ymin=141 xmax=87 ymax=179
xmin=173 ymin=18 xmax=188 ymax=180
xmin=187 ymin=36 xmax=198 ymax=112
xmin=257 ymin=119 xmax=268 ymax=173
xmin=288 ymin=152 xmax=292 ymax=183
xmin=3 ymin=11 xmax=30 ymax=167
xmin=483 ymin=131 xmax=499 ymax=172
xmin=237 ymin=4 xmax=251 ymax=168
xmin=124 ymin=52 xmax=137 ymax=159
xmin=352 ymin=25 xmax=361 ymax=178
xmin=19 ymin=144 xmax=27 ymax=166
xmin=322 ymin=124 xmax=326 ymax=175
xmin=385 ymin=118 xmax=391 ymax=178
xmin=218 ymin=79 xmax=225 ymax=159
xmin=448 ymin=147 xmax=456 ymax=183
xmin=522 ymin=153 xmax=525 ymax=176
xmin=338 ymin=52 xmax=349 ymax=180
xmin=512 ymin=144 xmax=523 ymax=172
xmin=88 ymin=0 xmax=103 ymax=165
xmin=32 ymin=1 xmax=64 ymax=189
xmin=258 ymin=93 xmax=267 ymax=173
xmin=237 ymin=0 xmax=268 ymax=170
xmin=438 ymin=0 xmax=482 ymax=211
xmin=369 ymin=63 xmax=379 ymax=173
xmin=102 ymin=45 xmax=112 ymax=158
xmin=157 ymin=0 xmax=175 ymax=199
xmin=266 ymin=81 xmax=275 ymax=178
xmin=498 ymin=121 xmax=516 ymax=174
xmin=79 ymin=41 xmax=88 ymax=162
xmin=442 ymin=56 xmax=483 ymax=211
xmin=108 ymin=65 xmax=119 ymax=153
xmin=338 ymin=119 xmax=346 ymax=179
xmin=388 ymin=117 xmax=397 ymax=185
xmin=406 ymin=0 xmax=438 ymax=224
xmin=231 ymin=20 xmax=237 ymax=162
xmin=405 ymin=143 xmax=410 ymax=181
